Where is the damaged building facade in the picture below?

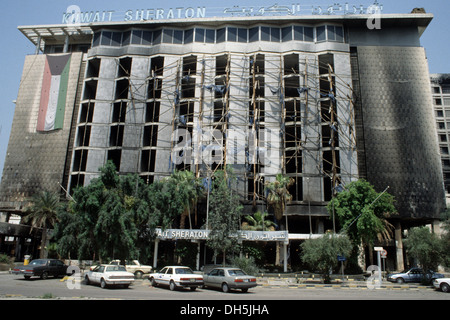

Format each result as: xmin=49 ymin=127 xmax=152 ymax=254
xmin=0 ymin=10 xmax=445 ymax=271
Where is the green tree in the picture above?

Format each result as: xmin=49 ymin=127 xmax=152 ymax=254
xmin=24 ymin=191 xmax=62 ymax=258
xmin=300 ymin=234 xmax=353 ymax=283
xmin=441 ymin=211 xmax=450 ymax=268
xmin=169 ymin=170 xmax=204 ymax=229
xmin=206 ymin=167 xmax=243 ymax=265
xmin=327 ymin=179 xmax=396 ymax=268
xmin=242 ymin=211 xmax=276 ymax=231
xmin=265 ymin=174 xmax=294 ymax=223
xmin=403 ymin=226 xmax=444 ymax=283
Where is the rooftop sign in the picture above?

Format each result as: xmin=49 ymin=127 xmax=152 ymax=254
xmin=62 ymin=2 xmax=383 ymax=24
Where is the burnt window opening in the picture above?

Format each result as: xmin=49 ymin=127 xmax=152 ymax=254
xmin=250 ymin=54 xmax=265 ymax=75
xmin=76 ymin=125 xmax=91 ymax=147
xmin=109 ymin=125 xmax=124 ymax=147
xmin=140 ymin=175 xmax=155 ymax=185
xmin=322 ymin=150 xmax=340 ymax=201
xmin=183 ymin=55 xmax=197 ymax=76
xmin=117 ymin=57 xmax=132 ymax=78
xmin=143 ymin=125 xmax=158 ymax=147
xmin=83 ymin=79 xmax=98 ymax=100
xmin=322 ymin=123 xmax=340 ymax=148
xmin=285 ymin=77 xmax=300 ymax=98
xmin=150 ymin=56 xmax=164 ymax=77
xmin=72 ymin=149 xmax=88 ymax=172
xmin=70 ymin=174 xmax=85 ymax=192
xmin=140 ymin=149 xmax=156 ymax=173
xmin=112 ymin=101 xmax=127 ymax=123
xmin=249 ymin=101 xmax=265 ymax=127
xmin=288 ymin=176 xmax=303 ymax=202
xmin=214 ymin=101 xmax=226 ymax=123
xmin=79 ymin=102 xmax=94 ymax=123
xmin=182 ymin=77 xmax=196 ymax=98
xmin=285 ymin=100 xmax=301 ymax=123
xmin=250 ymin=76 xmax=265 ymax=98
xmin=284 ymin=53 xmax=300 ymax=75
xmin=86 ymin=58 xmax=101 ymax=78
xmin=216 ymin=55 xmax=228 ymax=76
xmin=147 ymin=78 xmax=162 ymax=99
xmin=179 ymin=101 xmax=195 ymax=124
xmin=107 ymin=149 xmax=122 ymax=171
xmin=146 ymin=102 xmax=160 ymax=123
xmin=115 ymin=79 xmax=130 ymax=100
xmin=247 ymin=167 xmax=265 ymax=201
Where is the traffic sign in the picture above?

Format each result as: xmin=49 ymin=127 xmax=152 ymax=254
xmin=381 ymin=249 xmax=387 ymax=257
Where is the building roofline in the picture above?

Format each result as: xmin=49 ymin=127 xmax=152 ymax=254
xmin=18 ymin=12 xmax=433 ymax=48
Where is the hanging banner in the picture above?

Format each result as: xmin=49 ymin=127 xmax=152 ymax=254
xmin=37 ymin=54 xmax=71 ymax=132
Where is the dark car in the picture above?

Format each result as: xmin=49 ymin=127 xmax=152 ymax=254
xmin=12 ymin=259 xmax=68 ymax=280
xmin=387 ymin=267 xmax=444 ymax=284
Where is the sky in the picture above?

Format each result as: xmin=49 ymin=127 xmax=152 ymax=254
xmin=0 ymin=0 xmax=449 ymax=179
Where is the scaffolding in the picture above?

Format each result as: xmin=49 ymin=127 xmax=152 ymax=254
xmin=78 ymin=51 xmax=358 ymax=206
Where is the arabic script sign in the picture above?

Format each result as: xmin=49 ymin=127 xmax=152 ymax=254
xmin=223 ymin=2 xmax=383 ymax=17
xmin=63 ymin=2 xmax=383 ymax=24
xmin=154 ymin=228 xmax=288 ymax=242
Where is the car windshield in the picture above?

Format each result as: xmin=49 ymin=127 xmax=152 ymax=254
xmin=175 ymin=268 xmax=194 ymax=274
xmin=29 ymin=260 xmax=47 ymax=265
xmin=228 ymin=269 xmax=246 ymax=276
xmin=105 ymin=265 xmax=127 ymax=272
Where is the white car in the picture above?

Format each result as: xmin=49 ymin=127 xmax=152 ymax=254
xmin=85 ymin=264 xmax=135 ymax=289
xmin=433 ymin=278 xmax=450 ymax=293
xmin=149 ymin=266 xmax=203 ymax=291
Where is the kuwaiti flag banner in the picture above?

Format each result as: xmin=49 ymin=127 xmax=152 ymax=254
xmin=37 ymin=54 xmax=71 ymax=132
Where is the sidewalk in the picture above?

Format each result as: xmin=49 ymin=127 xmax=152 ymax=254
xmin=255 ymin=274 xmax=436 ymax=290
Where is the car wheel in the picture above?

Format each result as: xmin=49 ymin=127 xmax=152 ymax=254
xmin=24 ymin=275 xmax=31 ymax=280
xmin=190 ymin=287 xmax=197 ymax=291
xmin=100 ymin=278 xmax=108 ymax=289
xmin=85 ymin=275 xmax=90 ymax=285
xmin=396 ymin=278 xmax=405 ymax=284
xmin=169 ymin=280 xmax=176 ymax=291
xmin=222 ymin=283 xmax=229 ymax=293
xmin=41 ymin=271 xmax=49 ymax=280
xmin=441 ymin=283 xmax=450 ymax=293
xmin=135 ymin=271 xmax=143 ymax=279
xmin=150 ymin=277 xmax=157 ymax=287
xmin=241 ymin=288 xmax=248 ymax=293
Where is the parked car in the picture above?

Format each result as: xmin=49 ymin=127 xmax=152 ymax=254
xmin=149 ymin=266 xmax=203 ymax=291
xmin=387 ymin=267 xmax=444 ymax=284
xmin=203 ymin=267 xmax=257 ymax=293
xmin=85 ymin=264 xmax=135 ymax=289
xmin=433 ymin=278 xmax=450 ymax=293
xmin=11 ymin=259 xmax=68 ymax=280
xmin=109 ymin=260 xmax=152 ymax=278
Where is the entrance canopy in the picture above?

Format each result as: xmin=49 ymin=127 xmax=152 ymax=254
xmin=154 ymin=228 xmax=288 ymax=242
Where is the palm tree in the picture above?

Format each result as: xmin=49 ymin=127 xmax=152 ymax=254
xmin=265 ymin=174 xmax=294 ymax=223
xmin=169 ymin=170 xmax=203 ymax=229
xmin=24 ymin=191 xmax=61 ymax=258
xmin=242 ymin=211 xmax=277 ymax=231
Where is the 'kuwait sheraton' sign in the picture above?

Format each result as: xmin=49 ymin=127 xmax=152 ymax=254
xmin=62 ymin=2 xmax=383 ymax=24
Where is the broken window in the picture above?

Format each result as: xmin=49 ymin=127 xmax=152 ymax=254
xmin=112 ymin=101 xmax=127 ymax=123
xmin=109 ymin=125 xmax=124 ymax=147
xmin=107 ymin=149 xmax=122 ymax=170
xmin=143 ymin=125 xmax=158 ymax=147
xmin=115 ymin=79 xmax=129 ymax=100
xmin=117 ymin=57 xmax=132 ymax=78
xmin=86 ymin=58 xmax=101 ymax=78
xmin=146 ymin=102 xmax=160 ymax=123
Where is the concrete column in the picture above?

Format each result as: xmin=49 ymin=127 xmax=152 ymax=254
xmin=394 ymin=222 xmax=404 ymax=272
xmin=283 ymin=242 xmax=288 ymax=272
xmin=153 ymin=239 xmax=159 ymax=269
